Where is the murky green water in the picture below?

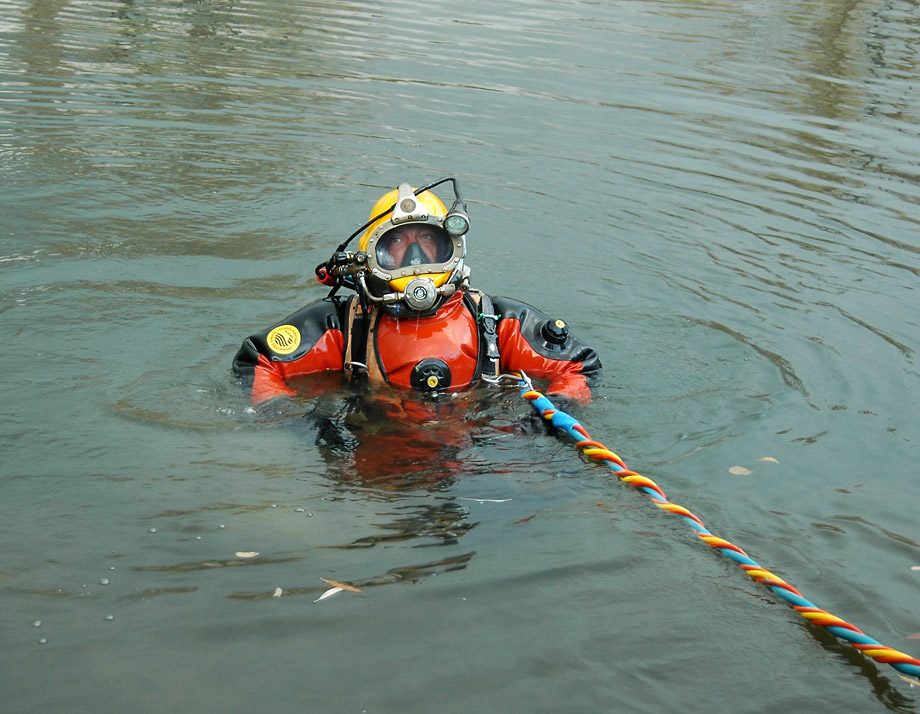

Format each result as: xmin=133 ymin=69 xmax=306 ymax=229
xmin=3 ymin=0 xmax=920 ymax=711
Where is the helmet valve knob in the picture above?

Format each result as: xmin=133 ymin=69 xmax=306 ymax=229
xmin=403 ymin=277 xmax=438 ymax=311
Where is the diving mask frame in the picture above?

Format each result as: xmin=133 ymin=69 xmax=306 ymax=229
xmin=315 ymin=177 xmax=471 ymax=314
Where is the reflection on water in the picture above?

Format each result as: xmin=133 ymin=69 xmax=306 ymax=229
xmin=306 ymin=385 xmax=511 ymax=484
xmin=248 ymin=384 xmax=533 ymax=554
xmin=133 ymin=555 xmax=306 ymax=574
xmin=4 ymin=0 xmax=920 ymax=711
xmin=331 ymin=501 xmax=476 ymax=548
xmin=226 ymin=551 xmax=477 ymax=601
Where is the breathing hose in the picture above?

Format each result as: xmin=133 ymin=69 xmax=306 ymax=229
xmin=518 ymin=377 xmax=920 ymax=685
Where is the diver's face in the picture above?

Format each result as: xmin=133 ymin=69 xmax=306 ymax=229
xmin=381 ymin=224 xmax=442 ymax=267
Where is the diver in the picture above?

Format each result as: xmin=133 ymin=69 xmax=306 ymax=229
xmin=232 ymin=178 xmax=601 ymax=412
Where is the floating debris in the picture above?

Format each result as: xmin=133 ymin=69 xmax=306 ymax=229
xmin=320 ymin=578 xmax=362 ymax=593
xmin=235 ymin=552 xmax=259 ymax=559
xmin=458 ymin=497 xmax=511 ymax=503
xmin=314 ymin=586 xmax=343 ymax=602
xmin=32 ymin=620 xmax=42 ymax=628
xmin=729 ymin=466 xmax=753 ymax=476
xmin=273 ymin=587 xmax=283 ymax=598
xmin=758 ymin=457 xmax=779 ymax=463
xmin=314 ymin=578 xmax=363 ymax=602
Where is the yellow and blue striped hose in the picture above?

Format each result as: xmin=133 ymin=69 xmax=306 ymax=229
xmin=521 ymin=384 xmax=920 ymax=684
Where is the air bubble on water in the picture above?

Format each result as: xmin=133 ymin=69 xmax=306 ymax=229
xmin=195 ymin=536 xmax=202 ymax=540
xmin=270 ymin=504 xmax=277 ymax=508
xmin=108 ymin=566 xmax=116 ymax=571
xmin=38 ymin=638 xmax=47 ymax=644
xmin=218 ymin=524 xmax=226 ymax=529
xmin=295 ymin=508 xmax=305 ymax=513
xmin=104 ymin=614 xmax=114 ymax=621
xmin=148 ymin=528 xmax=157 ymax=533
xmin=32 ymin=620 xmax=42 ymax=627
xmin=100 ymin=578 xmax=110 ymax=586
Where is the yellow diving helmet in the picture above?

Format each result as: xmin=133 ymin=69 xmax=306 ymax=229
xmin=357 ymin=182 xmax=469 ymax=314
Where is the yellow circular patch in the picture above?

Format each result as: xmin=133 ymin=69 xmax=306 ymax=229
xmin=266 ymin=324 xmax=301 ymax=355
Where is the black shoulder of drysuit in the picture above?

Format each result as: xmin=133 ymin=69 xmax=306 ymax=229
xmin=491 ymin=295 xmax=602 ymax=375
xmin=232 ymin=296 xmax=351 ymax=380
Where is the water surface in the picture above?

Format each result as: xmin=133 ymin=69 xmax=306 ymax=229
xmin=3 ymin=1 xmax=920 ymax=711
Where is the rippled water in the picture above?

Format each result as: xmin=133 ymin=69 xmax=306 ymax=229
xmin=3 ymin=1 xmax=920 ymax=711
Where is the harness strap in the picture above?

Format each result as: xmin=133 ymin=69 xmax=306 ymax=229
xmin=365 ymin=307 xmax=386 ymax=384
xmin=343 ymin=295 xmax=385 ymax=384
xmin=343 ymin=295 xmax=369 ymax=378
xmin=478 ymin=293 xmax=501 ymax=381
xmin=465 ymin=289 xmax=502 ymax=384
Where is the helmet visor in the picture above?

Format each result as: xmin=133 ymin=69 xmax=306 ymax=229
xmin=375 ymin=224 xmax=456 ymax=271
